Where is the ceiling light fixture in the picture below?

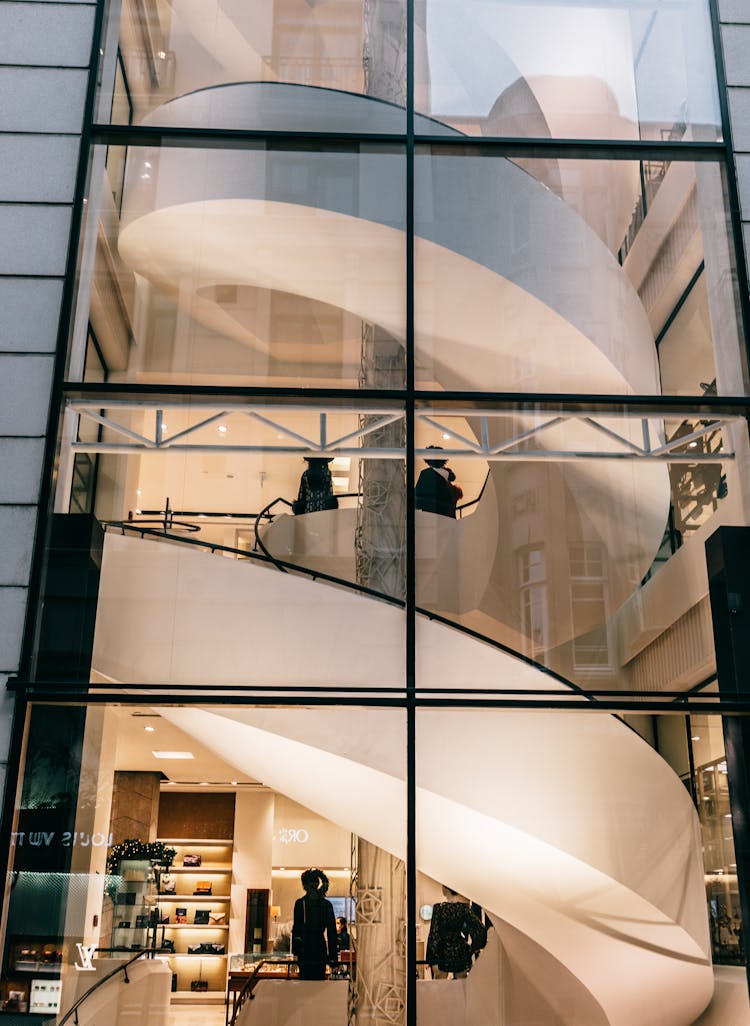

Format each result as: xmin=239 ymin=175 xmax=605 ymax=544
xmin=152 ymin=751 xmax=195 ymax=760
xmin=144 ymin=725 xmax=155 ymax=733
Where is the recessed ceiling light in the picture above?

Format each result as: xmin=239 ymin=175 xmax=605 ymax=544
xmin=442 ymin=432 xmax=451 ymax=440
xmin=199 ymin=781 xmax=209 ymax=786
xmin=153 ymin=751 xmax=194 ymax=760
xmin=231 ymin=781 xmax=238 ymax=786
xmin=691 ymin=735 xmax=700 ymax=741
xmin=218 ymin=425 xmax=228 ymax=434
xmin=144 ymin=725 xmax=155 ymax=733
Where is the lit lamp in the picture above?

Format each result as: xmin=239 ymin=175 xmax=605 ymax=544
xmin=270 ymin=906 xmax=281 ymax=940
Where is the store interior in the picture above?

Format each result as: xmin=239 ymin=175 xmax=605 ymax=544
xmin=1 ymin=697 xmax=745 ymax=1025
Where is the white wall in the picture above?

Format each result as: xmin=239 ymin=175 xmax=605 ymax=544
xmin=0 ymin=0 xmax=96 ymax=800
xmin=229 ymin=790 xmax=273 ymax=957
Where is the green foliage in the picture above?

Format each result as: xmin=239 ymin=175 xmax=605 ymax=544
xmin=106 ymin=839 xmax=176 ymax=875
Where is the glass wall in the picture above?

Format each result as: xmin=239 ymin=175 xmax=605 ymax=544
xmin=3 ymin=0 xmax=750 ymax=1024
xmin=1 ymin=701 xmax=406 ymax=1019
xmin=414 ymin=0 xmax=721 ymax=141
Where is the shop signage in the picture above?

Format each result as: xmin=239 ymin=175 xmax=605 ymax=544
xmin=75 ymin=944 xmax=97 ymax=972
xmin=10 ymin=831 xmax=113 ymax=849
xmin=278 ymin=828 xmax=309 ymax=844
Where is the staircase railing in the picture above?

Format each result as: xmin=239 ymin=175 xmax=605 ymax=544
xmin=228 ymin=958 xmax=298 ymax=1026
xmin=102 ymin=520 xmax=592 ymax=698
xmin=58 ymin=950 xmax=152 ymax=1025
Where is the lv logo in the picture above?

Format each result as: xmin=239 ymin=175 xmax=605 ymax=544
xmin=75 ymin=943 xmax=97 ymax=972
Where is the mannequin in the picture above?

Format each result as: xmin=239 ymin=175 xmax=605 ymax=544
xmin=291 ymin=868 xmax=338 ymax=979
xmin=426 ymin=886 xmax=487 ymax=979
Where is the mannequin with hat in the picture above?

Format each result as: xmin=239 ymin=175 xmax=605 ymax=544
xmin=293 ymin=457 xmax=339 ymax=514
xmin=415 ymin=446 xmax=463 ymax=518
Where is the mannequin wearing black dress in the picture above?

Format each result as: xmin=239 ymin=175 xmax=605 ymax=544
xmin=291 ymin=868 xmax=338 ymax=980
xmin=426 ymin=887 xmax=487 ymax=978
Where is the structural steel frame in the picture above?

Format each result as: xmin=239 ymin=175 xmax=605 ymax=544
xmin=67 ymin=398 xmax=738 ymax=463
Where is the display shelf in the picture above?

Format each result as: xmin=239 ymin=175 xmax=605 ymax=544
xmin=167 ymin=868 xmax=231 ymax=875
xmin=158 ymin=839 xmax=232 ymax=847
xmin=169 ymin=990 xmax=224 ymax=1005
xmin=164 ymin=925 xmax=229 ymax=931
xmin=158 ymin=895 xmax=231 ymax=903
xmin=168 ymin=953 xmax=227 ymax=959
xmin=156 ymin=826 xmax=233 ymax=1000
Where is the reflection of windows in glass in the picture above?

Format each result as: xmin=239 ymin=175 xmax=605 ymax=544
xmin=689 ymin=743 xmax=742 ymax=966
xmin=570 ymin=543 xmax=612 ymax=670
xmin=271 ymin=23 xmax=362 ymax=93
xmin=518 ymin=546 xmax=547 ymax=656
xmin=70 ymin=329 xmax=107 ymax=515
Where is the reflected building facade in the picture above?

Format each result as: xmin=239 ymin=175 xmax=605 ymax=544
xmin=2 ymin=1 xmax=750 ymax=1024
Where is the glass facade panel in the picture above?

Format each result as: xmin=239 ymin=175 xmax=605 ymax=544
xmin=414 ymin=0 xmax=721 ymax=141
xmin=1 ymin=702 xmax=406 ymax=1021
xmin=414 ymin=152 xmax=746 ymax=396
xmin=70 ymin=143 xmax=406 ymax=389
xmin=97 ymin=0 xmax=407 ymax=133
xmin=413 ymin=400 xmax=742 ymax=694
xmin=50 ymin=396 xmax=406 ymax=687
xmin=415 ymin=708 xmax=742 ymax=1025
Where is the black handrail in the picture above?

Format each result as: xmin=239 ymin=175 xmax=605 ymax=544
xmin=102 ymin=522 xmax=594 ymax=699
xmin=456 ymin=470 xmax=490 ymax=518
xmin=253 ymin=496 xmax=295 ymax=570
xmin=58 ymin=950 xmax=150 ymax=1025
xmin=252 ymin=492 xmax=362 ymax=570
xmin=229 ymin=958 xmax=298 ymax=1026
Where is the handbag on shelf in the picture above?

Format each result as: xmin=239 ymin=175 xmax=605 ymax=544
xmin=190 ymin=980 xmax=208 ymax=992
xmin=175 ymin=908 xmax=188 ymax=924
xmin=160 ymin=874 xmax=176 ymax=894
xmin=194 ymin=910 xmax=210 ymax=925
xmin=194 ymin=881 xmax=212 ymax=895
xmin=208 ymin=911 xmax=225 ymax=925
xmin=188 ymin=943 xmax=225 ymax=955
xmin=183 ymin=854 xmax=202 ymax=867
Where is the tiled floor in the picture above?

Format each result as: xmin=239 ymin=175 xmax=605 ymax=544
xmin=168 ymin=1003 xmax=226 ymax=1026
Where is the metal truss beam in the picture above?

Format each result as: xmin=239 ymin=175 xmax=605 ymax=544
xmin=66 ymin=399 xmax=738 ymax=463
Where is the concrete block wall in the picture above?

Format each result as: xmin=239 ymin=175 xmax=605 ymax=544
xmin=719 ymin=1 xmax=750 ymax=313
xmin=0 ymin=1 xmax=97 ymax=800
